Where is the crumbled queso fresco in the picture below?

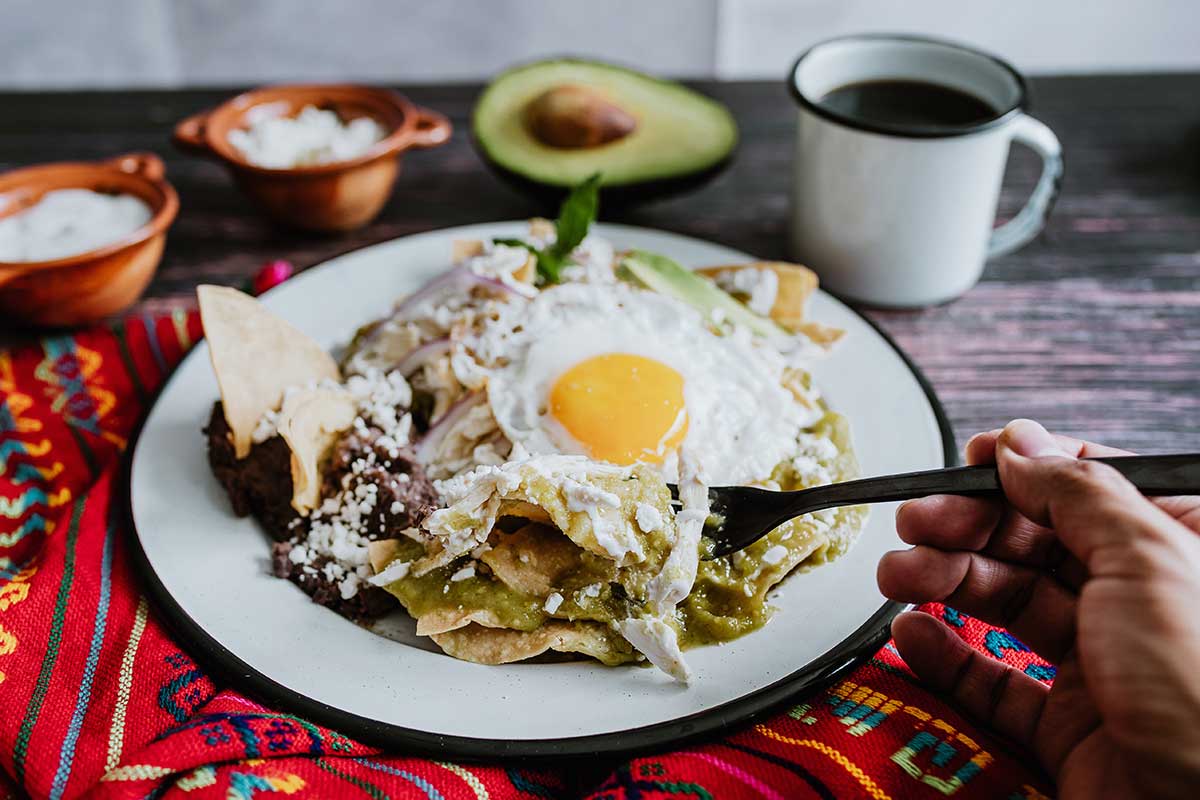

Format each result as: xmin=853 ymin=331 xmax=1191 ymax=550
xmin=228 ymin=105 xmax=387 ymax=169
xmin=275 ymin=368 xmax=417 ymax=600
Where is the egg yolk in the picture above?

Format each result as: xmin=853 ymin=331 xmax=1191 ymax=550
xmin=548 ymin=353 xmax=688 ymax=465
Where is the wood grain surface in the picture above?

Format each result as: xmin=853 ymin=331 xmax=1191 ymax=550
xmin=1 ymin=76 xmax=1197 ymax=453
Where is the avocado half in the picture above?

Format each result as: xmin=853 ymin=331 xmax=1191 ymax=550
xmin=472 ymin=59 xmax=738 ymax=206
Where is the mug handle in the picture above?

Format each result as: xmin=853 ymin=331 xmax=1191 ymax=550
xmin=987 ymin=115 xmax=1063 ymax=258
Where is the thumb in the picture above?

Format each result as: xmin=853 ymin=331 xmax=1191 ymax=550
xmin=995 ymin=419 xmax=1185 ymax=572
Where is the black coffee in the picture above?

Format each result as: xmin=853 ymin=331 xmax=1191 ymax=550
xmin=817 ymin=80 xmax=998 ymax=130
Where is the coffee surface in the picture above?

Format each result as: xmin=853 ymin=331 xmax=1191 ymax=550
xmin=817 ymin=80 xmax=998 ymax=130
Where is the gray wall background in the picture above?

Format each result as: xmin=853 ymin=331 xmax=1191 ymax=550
xmin=2 ymin=0 xmax=1195 ymax=89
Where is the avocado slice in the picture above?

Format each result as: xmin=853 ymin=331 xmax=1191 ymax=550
xmin=473 ymin=59 xmax=738 ymax=205
xmin=618 ymin=250 xmax=787 ymax=339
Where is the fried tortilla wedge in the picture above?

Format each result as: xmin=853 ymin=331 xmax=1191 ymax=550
xmin=368 ymin=539 xmax=403 ymax=573
xmin=276 ymin=385 xmax=357 ymax=513
xmin=793 ymin=320 xmax=845 ymax=348
xmin=430 ymin=620 xmax=634 ymax=666
xmin=415 ymin=607 xmax=508 ymax=636
xmin=481 ymin=523 xmax=593 ymax=596
xmin=451 ymin=239 xmax=485 ymax=262
xmin=198 ymin=285 xmax=340 ymax=458
xmin=497 ymin=499 xmax=552 ymax=525
xmin=697 ymin=262 xmax=820 ymax=332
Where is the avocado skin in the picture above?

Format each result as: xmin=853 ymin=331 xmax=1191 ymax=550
xmin=471 ymin=58 xmax=738 ymax=210
xmin=474 ymin=136 xmax=736 ymax=211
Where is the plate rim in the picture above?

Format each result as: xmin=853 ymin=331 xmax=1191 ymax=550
xmin=125 ymin=223 xmax=957 ymax=760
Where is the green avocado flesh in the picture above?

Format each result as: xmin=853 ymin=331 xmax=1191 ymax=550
xmin=618 ymin=250 xmax=787 ymax=339
xmin=473 ymin=59 xmax=738 ymax=188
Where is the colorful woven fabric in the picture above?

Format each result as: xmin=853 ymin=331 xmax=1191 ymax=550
xmin=0 ymin=310 xmax=1058 ymax=799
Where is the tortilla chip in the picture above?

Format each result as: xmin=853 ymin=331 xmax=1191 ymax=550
xmin=276 ymin=386 xmax=356 ymax=513
xmin=697 ymin=262 xmax=820 ymax=331
xmin=452 ymin=239 xmax=485 ymax=263
xmin=415 ymin=607 xmax=507 ymax=636
xmin=497 ymin=499 xmax=552 ymax=525
xmin=528 ymin=218 xmax=555 ymax=242
xmin=481 ymin=524 xmax=591 ymax=596
xmin=198 ymin=285 xmax=340 ymax=459
xmin=514 ymin=252 xmax=536 ymax=284
xmin=794 ymin=320 xmax=845 ymax=348
xmin=430 ymin=620 xmax=633 ymax=666
xmin=368 ymin=539 xmax=403 ymax=574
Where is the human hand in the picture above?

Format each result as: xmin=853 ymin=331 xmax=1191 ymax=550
xmin=877 ymin=419 xmax=1200 ymax=799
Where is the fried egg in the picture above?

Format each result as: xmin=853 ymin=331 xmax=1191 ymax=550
xmin=478 ymin=282 xmax=819 ymax=484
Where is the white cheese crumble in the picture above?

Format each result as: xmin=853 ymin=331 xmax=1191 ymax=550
xmin=228 ymin=105 xmax=386 ymax=169
xmin=762 ymin=545 xmax=789 ymax=565
xmin=543 ymin=592 xmax=563 ymax=614
xmin=712 ymin=267 xmax=779 ymax=317
xmin=450 ymin=564 xmax=476 ymax=582
xmin=790 ymin=432 xmax=839 ymax=486
xmin=368 ymin=559 xmax=411 ymax=586
xmin=635 ymin=502 xmax=663 ymax=533
xmin=0 ymin=189 xmax=152 ymax=263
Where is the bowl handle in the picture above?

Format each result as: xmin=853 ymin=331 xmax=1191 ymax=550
xmin=0 ymin=264 xmax=29 ymax=289
xmin=173 ymin=109 xmax=215 ymax=156
xmin=407 ymin=107 xmax=452 ymax=150
xmin=106 ymin=152 xmax=167 ymax=181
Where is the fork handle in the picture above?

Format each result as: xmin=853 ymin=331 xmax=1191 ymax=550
xmin=799 ymin=454 xmax=1200 ymax=513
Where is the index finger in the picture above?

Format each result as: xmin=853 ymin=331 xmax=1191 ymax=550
xmin=966 ymin=429 xmax=1131 ymax=465
xmin=969 ymin=428 xmax=1200 ymax=525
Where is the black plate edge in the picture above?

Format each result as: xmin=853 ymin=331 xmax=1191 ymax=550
xmin=123 ymin=245 xmax=959 ymax=762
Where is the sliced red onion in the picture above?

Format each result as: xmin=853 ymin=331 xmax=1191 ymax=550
xmin=392 ymin=266 xmax=519 ymax=320
xmin=396 ymin=337 xmax=452 ymax=377
xmin=415 ymin=391 xmax=485 ymax=465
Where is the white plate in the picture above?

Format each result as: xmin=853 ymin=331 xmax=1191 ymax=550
xmin=129 ymin=222 xmax=953 ymax=757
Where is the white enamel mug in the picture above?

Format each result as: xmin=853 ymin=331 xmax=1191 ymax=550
xmin=788 ymin=35 xmax=1062 ymax=307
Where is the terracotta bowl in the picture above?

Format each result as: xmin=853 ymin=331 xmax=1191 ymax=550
xmin=172 ymin=84 xmax=452 ymax=233
xmin=0 ymin=153 xmax=179 ymax=328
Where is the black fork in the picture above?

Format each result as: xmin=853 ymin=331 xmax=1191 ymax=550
xmin=676 ymin=454 xmax=1200 ymax=559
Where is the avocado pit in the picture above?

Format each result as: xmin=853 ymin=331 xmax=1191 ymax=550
xmin=524 ymin=85 xmax=637 ymax=149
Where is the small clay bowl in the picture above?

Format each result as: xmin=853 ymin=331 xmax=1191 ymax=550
xmin=172 ymin=84 xmax=452 ymax=233
xmin=0 ymin=153 xmax=179 ymax=328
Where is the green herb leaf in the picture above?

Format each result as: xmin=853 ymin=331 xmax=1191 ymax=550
xmin=535 ymin=251 xmax=564 ymax=284
xmin=493 ymin=173 xmax=602 ymax=286
xmin=549 ymin=172 xmax=602 ymax=264
xmin=491 ymin=237 xmax=537 ymax=253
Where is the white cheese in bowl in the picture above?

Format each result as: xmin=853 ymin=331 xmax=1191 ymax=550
xmin=0 ymin=188 xmax=153 ymax=263
xmin=228 ymin=105 xmax=387 ymax=169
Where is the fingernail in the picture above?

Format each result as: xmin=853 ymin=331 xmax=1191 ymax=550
xmin=1003 ymin=418 xmax=1067 ymax=458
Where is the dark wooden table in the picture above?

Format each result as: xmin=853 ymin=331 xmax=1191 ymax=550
xmin=2 ymin=76 xmax=1198 ymax=453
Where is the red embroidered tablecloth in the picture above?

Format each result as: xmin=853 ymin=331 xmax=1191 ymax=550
xmin=0 ymin=311 xmax=1057 ymax=799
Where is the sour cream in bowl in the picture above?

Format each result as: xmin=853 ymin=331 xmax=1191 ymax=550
xmin=0 ymin=152 xmax=178 ymax=327
xmin=0 ymin=188 xmax=153 ymax=263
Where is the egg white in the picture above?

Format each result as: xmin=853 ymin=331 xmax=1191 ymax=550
xmin=478 ymin=282 xmax=820 ymax=484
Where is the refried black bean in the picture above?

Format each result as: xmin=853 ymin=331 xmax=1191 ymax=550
xmin=205 ymin=401 xmax=298 ymax=541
